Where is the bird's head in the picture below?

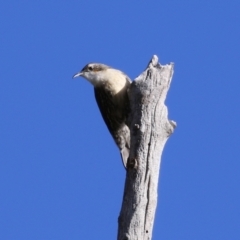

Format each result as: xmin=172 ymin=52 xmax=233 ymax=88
xmin=73 ymin=63 xmax=111 ymax=86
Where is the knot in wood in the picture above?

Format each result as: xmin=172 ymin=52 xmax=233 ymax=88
xmin=134 ymin=124 xmax=140 ymax=129
xmin=127 ymin=157 xmax=138 ymax=169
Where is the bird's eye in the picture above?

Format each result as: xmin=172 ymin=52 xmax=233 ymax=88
xmin=88 ymin=66 xmax=93 ymax=71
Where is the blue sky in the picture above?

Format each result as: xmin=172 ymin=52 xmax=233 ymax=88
xmin=1 ymin=1 xmax=240 ymax=239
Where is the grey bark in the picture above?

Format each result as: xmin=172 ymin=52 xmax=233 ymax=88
xmin=117 ymin=55 xmax=176 ymax=240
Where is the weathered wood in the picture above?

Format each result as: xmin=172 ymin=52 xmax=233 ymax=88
xmin=117 ymin=55 xmax=176 ymax=240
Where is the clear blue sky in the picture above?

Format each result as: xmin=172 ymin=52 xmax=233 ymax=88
xmin=1 ymin=1 xmax=240 ymax=239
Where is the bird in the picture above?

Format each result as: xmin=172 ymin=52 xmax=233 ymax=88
xmin=73 ymin=63 xmax=131 ymax=168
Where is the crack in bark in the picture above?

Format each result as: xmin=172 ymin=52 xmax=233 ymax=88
xmin=144 ymin=176 xmax=151 ymax=236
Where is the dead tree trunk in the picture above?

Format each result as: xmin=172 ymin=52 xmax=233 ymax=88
xmin=117 ymin=55 xmax=176 ymax=240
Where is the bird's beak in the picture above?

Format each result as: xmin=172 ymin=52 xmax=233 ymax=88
xmin=72 ymin=72 xmax=83 ymax=79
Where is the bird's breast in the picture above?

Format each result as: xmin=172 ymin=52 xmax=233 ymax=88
xmin=102 ymin=69 xmax=130 ymax=95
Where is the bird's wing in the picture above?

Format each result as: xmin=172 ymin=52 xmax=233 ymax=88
xmin=94 ymin=87 xmax=120 ymax=134
xmin=94 ymin=87 xmax=130 ymax=168
xmin=94 ymin=82 xmax=132 ymax=168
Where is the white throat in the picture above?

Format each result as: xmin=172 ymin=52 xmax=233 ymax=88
xmin=82 ymin=71 xmax=105 ymax=86
xmin=82 ymin=69 xmax=127 ymax=93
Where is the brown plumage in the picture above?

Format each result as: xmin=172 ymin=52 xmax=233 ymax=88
xmin=73 ymin=63 xmax=131 ymax=168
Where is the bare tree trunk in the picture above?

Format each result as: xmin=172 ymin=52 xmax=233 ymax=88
xmin=117 ymin=55 xmax=176 ymax=240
